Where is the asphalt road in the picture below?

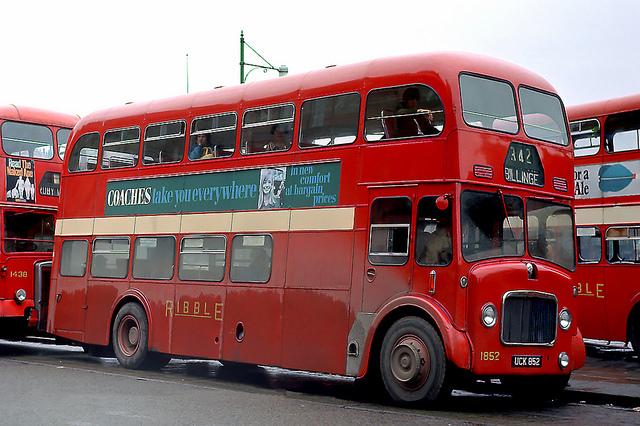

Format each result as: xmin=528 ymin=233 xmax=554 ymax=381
xmin=0 ymin=339 xmax=638 ymax=425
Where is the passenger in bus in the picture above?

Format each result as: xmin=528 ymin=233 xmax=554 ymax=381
xmin=264 ymin=124 xmax=289 ymax=151
xmin=396 ymin=87 xmax=439 ymax=137
xmin=418 ymin=217 xmax=452 ymax=265
xmin=189 ymin=134 xmax=214 ymax=160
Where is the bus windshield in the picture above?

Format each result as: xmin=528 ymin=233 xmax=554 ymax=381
xmin=4 ymin=211 xmax=55 ymax=252
xmin=519 ymin=87 xmax=569 ymax=146
xmin=527 ymin=199 xmax=575 ymax=270
xmin=1 ymin=121 xmax=54 ymax=160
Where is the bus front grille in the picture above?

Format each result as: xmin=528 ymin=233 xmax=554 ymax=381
xmin=501 ymin=292 xmax=556 ymax=345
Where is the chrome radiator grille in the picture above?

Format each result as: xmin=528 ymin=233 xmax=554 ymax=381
xmin=501 ymin=293 xmax=557 ymax=345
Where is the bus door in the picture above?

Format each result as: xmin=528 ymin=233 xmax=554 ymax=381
xmin=171 ymin=235 xmax=226 ymax=359
xmin=52 ymin=239 xmax=89 ymax=340
xmin=410 ymin=188 xmax=457 ymax=322
xmin=363 ymin=188 xmax=415 ymax=313
xmin=576 ymin=226 xmax=608 ymax=339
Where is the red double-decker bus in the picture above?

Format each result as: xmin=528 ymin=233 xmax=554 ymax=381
xmin=48 ymin=52 xmax=584 ymax=403
xmin=0 ymin=105 xmax=78 ymax=337
xmin=570 ymin=94 xmax=640 ymax=351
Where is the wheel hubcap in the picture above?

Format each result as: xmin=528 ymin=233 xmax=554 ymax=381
xmin=118 ymin=314 xmax=140 ymax=357
xmin=390 ymin=335 xmax=431 ymax=389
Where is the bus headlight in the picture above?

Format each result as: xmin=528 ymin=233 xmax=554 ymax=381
xmin=15 ymin=289 xmax=27 ymax=303
xmin=559 ymin=308 xmax=572 ymax=330
xmin=481 ymin=303 xmax=497 ymax=327
xmin=558 ymin=352 xmax=570 ymax=369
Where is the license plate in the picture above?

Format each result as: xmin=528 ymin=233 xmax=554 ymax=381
xmin=511 ymin=355 xmax=542 ymax=368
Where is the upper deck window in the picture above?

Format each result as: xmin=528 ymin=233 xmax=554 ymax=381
xmin=68 ymin=133 xmax=99 ymax=173
xmin=1 ymin=121 xmax=54 ymax=160
xmin=605 ymin=110 xmax=640 ymax=153
xmin=57 ymin=128 xmax=72 ymax=159
xmin=242 ymin=104 xmax=294 ymax=154
xmin=102 ymin=127 xmax=140 ymax=169
xmin=571 ymin=119 xmax=600 ymax=157
xmin=300 ymin=93 xmax=360 ymax=148
xmin=143 ymin=121 xmax=185 ymax=165
xmin=460 ymin=74 xmax=518 ymax=134
xmin=519 ymin=87 xmax=569 ymax=146
xmin=189 ymin=113 xmax=236 ymax=160
xmin=365 ymin=84 xmax=443 ymax=141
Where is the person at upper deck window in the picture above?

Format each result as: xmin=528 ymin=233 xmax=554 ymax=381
xmin=189 ymin=133 xmax=214 ymax=160
xmin=396 ymin=87 xmax=439 ymax=137
xmin=264 ymin=124 xmax=289 ymax=152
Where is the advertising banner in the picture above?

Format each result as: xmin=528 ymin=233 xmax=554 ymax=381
xmin=6 ymin=158 xmax=36 ymax=203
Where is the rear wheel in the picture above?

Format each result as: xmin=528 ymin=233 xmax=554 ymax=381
xmin=379 ymin=316 xmax=447 ymax=404
xmin=112 ymin=303 xmax=150 ymax=369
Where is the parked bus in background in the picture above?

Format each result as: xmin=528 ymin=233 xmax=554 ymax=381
xmin=0 ymin=105 xmax=78 ymax=337
xmin=570 ymin=94 xmax=640 ymax=352
xmin=49 ymin=52 xmax=584 ymax=404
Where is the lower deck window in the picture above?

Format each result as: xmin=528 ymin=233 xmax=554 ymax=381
xmin=92 ymin=238 xmax=130 ymax=278
xmin=4 ymin=211 xmax=55 ymax=252
xmin=230 ymin=235 xmax=272 ymax=282
xmin=60 ymin=240 xmax=88 ymax=277
xmin=179 ymin=236 xmax=226 ymax=281
xmin=577 ymin=226 xmax=601 ymax=263
xmin=133 ymin=236 xmax=175 ymax=279
xmin=368 ymin=197 xmax=412 ymax=265
xmin=606 ymin=226 xmax=640 ymax=263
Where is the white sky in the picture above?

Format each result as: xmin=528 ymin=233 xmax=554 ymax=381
xmin=1 ymin=0 xmax=638 ymax=117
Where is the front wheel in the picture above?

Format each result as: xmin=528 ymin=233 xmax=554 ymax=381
xmin=112 ymin=302 xmax=150 ymax=369
xmin=379 ymin=316 xmax=447 ymax=404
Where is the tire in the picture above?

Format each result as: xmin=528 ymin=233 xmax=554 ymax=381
xmin=112 ymin=303 xmax=151 ymax=369
xmin=379 ymin=316 xmax=447 ymax=404
xmin=503 ymin=374 xmax=570 ymax=400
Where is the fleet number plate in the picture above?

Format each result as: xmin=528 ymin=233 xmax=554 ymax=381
xmin=511 ymin=355 xmax=542 ymax=368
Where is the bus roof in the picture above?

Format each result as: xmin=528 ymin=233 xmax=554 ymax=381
xmin=567 ymin=93 xmax=640 ymax=121
xmin=76 ymin=52 xmax=557 ymax=129
xmin=0 ymin=105 xmax=79 ymax=128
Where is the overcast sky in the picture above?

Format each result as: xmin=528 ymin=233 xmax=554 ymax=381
xmin=2 ymin=0 xmax=638 ymax=117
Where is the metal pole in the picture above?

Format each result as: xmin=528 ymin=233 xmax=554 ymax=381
xmin=240 ymin=31 xmax=245 ymax=84
xmin=186 ymin=53 xmax=190 ymax=94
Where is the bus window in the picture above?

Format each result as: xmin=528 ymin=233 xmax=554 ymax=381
xmin=91 ymin=238 xmax=130 ymax=278
xmin=189 ymin=113 xmax=237 ymax=160
xmin=605 ymin=110 xmax=640 ymax=153
xmin=132 ymin=236 xmax=175 ymax=280
xmin=143 ymin=121 xmax=185 ymax=165
xmin=571 ymin=119 xmax=600 ymax=157
xmin=368 ymin=197 xmax=411 ymax=265
xmin=1 ymin=121 xmax=54 ymax=159
xmin=606 ymin=226 xmax=640 ymax=263
xmin=68 ymin=133 xmax=99 ymax=172
xmin=179 ymin=236 xmax=226 ymax=281
xmin=299 ymin=93 xmax=360 ymax=148
xmin=241 ymin=104 xmax=294 ymax=154
xmin=365 ymin=84 xmax=443 ymax=141
xmin=57 ymin=128 xmax=72 ymax=159
xmin=460 ymin=74 xmax=518 ymax=134
xmin=60 ymin=240 xmax=88 ymax=277
xmin=519 ymin=87 xmax=569 ymax=146
xmin=415 ymin=197 xmax=452 ymax=266
xmin=577 ymin=226 xmax=601 ymax=263
xmin=102 ymin=127 xmax=140 ymax=169
xmin=4 ymin=211 xmax=54 ymax=252
xmin=527 ymin=199 xmax=575 ymax=270
xmin=230 ymin=235 xmax=273 ymax=283
xmin=461 ymin=191 xmax=524 ymax=262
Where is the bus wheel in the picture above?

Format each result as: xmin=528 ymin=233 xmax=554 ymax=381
xmin=112 ymin=303 xmax=150 ymax=369
xmin=380 ymin=316 xmax=446 ymax=404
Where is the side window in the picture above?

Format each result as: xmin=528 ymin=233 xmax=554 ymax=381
xmin=577 ymin=226 xmax=601 ymax=263
xmin=102 ymin=127 xmax=140 ymax=169
xmin=91 ymin=238 xmax=130 ymax=278
xmin=1 ymin=121 xmax=54 ymax=159
xmin=230 ymin=235 xmax=273 ymax=283
xmin=241 ymin=104 xmax=294 ymax=154
xmin=415 ymin=197 xmax=452 ymax=266
xmin=606 ymin=226 xmax=640 ymax=263
xmin=460 ymin=74 xmax=518 ymax=134
xmin=605 ymin=110 xmax=640 ymax=153
xmin=68 ymin=133 xmax=100 ymax=172
xmin=299 ymin=93 xmax=360 ymax=148
xmin=179 ymin=236 xmax=226 ymax=281
xmin=189 ymin=113 xmax=237 ymax=160
xmin=60 ymin=240 xmax=88 ymax=277
xmin=571 ymin=119 xmax=600 ymax=157
xmin=143 ymin=121 xmax=185 ymax=165
xmin=365 ymin=84 xmax=443 ymax=141
xmin=368 ymin=197 xmax=412 ymax=265
xmin=57 ymin=128 xmax=72 ymax=159
xmin=133 ymin=236 xmax=176 ymax=279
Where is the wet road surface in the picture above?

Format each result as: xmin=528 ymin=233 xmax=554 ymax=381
xmin=0 ymin=339 xmax=639 ymax=425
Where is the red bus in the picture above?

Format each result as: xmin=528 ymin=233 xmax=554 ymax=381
xmin=48 ymin=52 xmax=584 ymax=403
xmin=0 ymin=105 xmax=78 ymax=337
xmin=570 ymin=94 xmax=640 ymax=351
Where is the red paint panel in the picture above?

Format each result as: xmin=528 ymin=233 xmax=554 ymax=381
xmin=84 ymin=280 xmax=126 ymax=345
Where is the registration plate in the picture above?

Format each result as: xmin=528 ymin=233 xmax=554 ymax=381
xmin=511 ymin=355 xmax=542 ymax=368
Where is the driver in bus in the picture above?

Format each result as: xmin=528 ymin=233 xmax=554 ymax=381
xmin=418 ymin=216 xmax=452 ymax=265
xmin=396 ymin=87 xmax=439 ymax=137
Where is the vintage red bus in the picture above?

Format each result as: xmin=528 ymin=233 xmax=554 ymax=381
xmin=0 ymin=105 xmax=78 ymax=337
xmin=570 ymin=94 xmax=640 ymax=351
xmin=48 ymin=52 xmax=584 ymax=403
